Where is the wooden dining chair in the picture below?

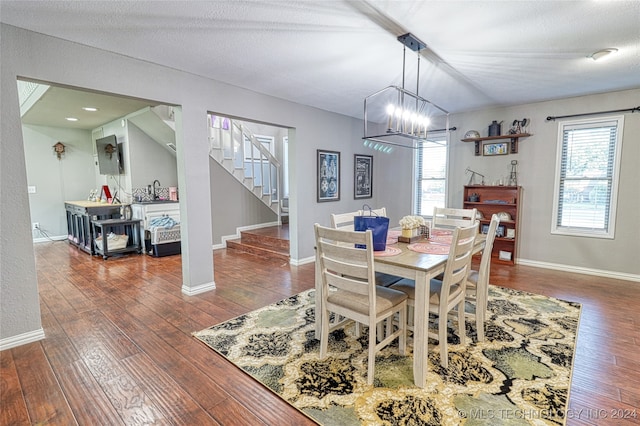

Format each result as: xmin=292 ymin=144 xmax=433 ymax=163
xmin=390 ymin=222 xmax=478 ymax=369
xmin=330 ymin=210 xmax=360 ymax=231
xmin=358 ymin=207 xmax=386 ymax=217
xmin=431 ymin=206 xmax=478 ymax=231
xmin=466 ymin=214 xmax=500 ymax=341
xmin=315 ymin=223 xmax=407 ymax=385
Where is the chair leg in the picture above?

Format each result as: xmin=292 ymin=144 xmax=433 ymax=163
xmin=438 ymin=308 xmax=448 ymax=369
xmin=320 ymin=308 xmax=329 ymax=359
xmin=407 ymin=305 xmax=415 ymax=327
xmin=376 ymin=321 xmax=384 ymax=340
xmin=398 ymin=305 xmax=406 ymax=356
xmin=368 ymin=320 xmax=376 ymax=385
xmin=457 ymin=300 xmax=466 ymax=346
xmin=476 ymin=293 xmax=486 ymax=342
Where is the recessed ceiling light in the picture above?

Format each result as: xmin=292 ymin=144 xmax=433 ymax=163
xmin=82 ymin=107 xmax=98 ymax=112
xmin=65 ymin=117 xmax=78 ymax=122
xmin=588 ymin=48 xmax=618 ymax=61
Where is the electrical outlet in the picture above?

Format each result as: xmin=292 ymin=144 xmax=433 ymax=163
xmin=32 ymin=222 xmax=39 ymax=230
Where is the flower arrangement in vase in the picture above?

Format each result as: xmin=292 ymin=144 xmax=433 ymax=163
xmin=399 ymin=215 xmax=426 ymax=238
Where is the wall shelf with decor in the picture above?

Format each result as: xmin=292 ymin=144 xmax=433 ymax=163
xmin=461 ymin=133 xmax=531 ymax=156
xmin=464 ymin=185 xmax=522 ymax=265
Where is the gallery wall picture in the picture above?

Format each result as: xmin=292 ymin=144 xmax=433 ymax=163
xmin=354 ymin=154 xmax=373 ymax=199
xmin=317 ymin=149 xmax=340 ymax=202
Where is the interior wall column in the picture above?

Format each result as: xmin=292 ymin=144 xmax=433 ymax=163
xmin=0 ymin=28 xmax=44 ymax=348
xmin=174 ymin=105 xmax=215 ymax=295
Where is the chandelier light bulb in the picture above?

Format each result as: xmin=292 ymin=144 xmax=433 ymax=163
xmin=395 ymin=108 xmax=403 ymax=131
xmin=422 ymin=116 xmax=431 ymax=136
xmin=410 ymin=113 xmax=418 ymax=135
xmin=402 ymin=110 xmax=411 ymax=133
xmin=386 ymin=104 xmax=395 ymax=130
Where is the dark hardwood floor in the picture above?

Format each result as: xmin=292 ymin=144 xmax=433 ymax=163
xmin=1 ymin=238 xmax=638 ymax=425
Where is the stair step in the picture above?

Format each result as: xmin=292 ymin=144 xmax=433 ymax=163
xmin=226 ymin=239 xmax=289 ymax=262
xmin=240 ymin=230 xmax=289 ymax=251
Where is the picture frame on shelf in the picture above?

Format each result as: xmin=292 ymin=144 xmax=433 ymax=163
xmin=483 ymin=142 xmax=509 ymax=156
xmin=317 ymin=149 xmax=340 ymax=202
xmin=482 ymin=223 xmax=507 ymax=238
xmin=506 ymin=228 xmax=516 ymax=239
xmin=354 ymin=154 xmax=373 ymax=199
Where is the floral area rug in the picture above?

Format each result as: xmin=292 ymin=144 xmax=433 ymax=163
xmin=193 ymin=286 xmax=581 ymax=425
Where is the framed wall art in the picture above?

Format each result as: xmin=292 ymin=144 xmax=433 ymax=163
xmin=354 ymin=154 xmax=373 ymax=199
xmin=483 ymin=142 xmax=509 ymax=156
xmin=317 ymin=149 xmax=340 ymax=202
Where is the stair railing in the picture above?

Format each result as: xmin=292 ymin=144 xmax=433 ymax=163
xmin=209 ymin=116 xmax=282 ymax=216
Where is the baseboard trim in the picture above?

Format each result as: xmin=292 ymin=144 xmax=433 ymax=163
xmin=517 ymin=258 xmax=640 ymax=282
xmin=182 ymin=281 xmax=216 ymax=296
xmin=290 ymin=256 xmax=315 ymax=266
xmin=0 ymin=328 xmax=46 ymax=351
xmin=33 ymin=235 xmax=68 ymax=244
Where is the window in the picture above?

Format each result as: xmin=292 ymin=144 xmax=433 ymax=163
xmin=552 ymin=116 xmax=623 ymax=238
xmin=244 ymin=134 xmax=273 ymax=161
xmin=414 ymin=132 xmax=448 ymax=216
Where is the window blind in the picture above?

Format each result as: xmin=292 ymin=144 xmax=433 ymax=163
xmin=556 ymin=120 xmax=618 ymax=232
xmin=414 ymin=134 xmax=447 ymax=216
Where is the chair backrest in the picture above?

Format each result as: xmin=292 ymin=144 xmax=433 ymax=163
xmin=314 ymin=223 xmax=376 ymax=302
xmin=477 ymin=214 xmax=501 ymax=289
xmin=280 ymin=197 xmax=289 ymax=213
xmin=432 ymin=206 xmax=478 ymax=230
xmin=440 ymin=223 xmax=479 ymax=296
xmin=330 ymin=211 xmax=360 ymax=231
xmin=357 ymin=207 xmax=386 ymax=217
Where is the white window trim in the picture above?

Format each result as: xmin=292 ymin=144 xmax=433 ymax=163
xmin=551 ymin=115 xmax=624 ymax=239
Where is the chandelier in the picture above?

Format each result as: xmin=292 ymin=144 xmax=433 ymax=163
xmin=363 ymin=33 xmax=449 ymax=150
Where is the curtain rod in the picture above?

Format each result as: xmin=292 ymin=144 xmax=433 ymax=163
xmin=546 ymin=106 xmax=640 ymax=121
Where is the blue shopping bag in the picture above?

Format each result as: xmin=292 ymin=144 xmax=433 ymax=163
xmin=354 ymin=205 xmax=389 ymax=251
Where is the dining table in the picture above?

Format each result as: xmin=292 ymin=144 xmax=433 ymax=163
xmin=314 ymin=229 xmax=486 ymax=388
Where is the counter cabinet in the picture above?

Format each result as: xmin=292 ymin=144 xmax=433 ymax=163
xmin=92 ymin=219 xmax=142 ymax=259
xmin=65 ymin=201 xmax=121 ymax=255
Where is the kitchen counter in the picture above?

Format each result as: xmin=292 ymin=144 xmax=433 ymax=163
xmin=133 ymin=200 xmax=178 ymax=205
xmin=65 ymin=201 xmax=122 ymax=255
xmin=65 ymin=200 xmax=122 ymax=208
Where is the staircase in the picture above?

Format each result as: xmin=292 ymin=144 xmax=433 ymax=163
xmin=208 ymin=116 xmax=282 ymax=218
xmin=225 ymin=225 xmax=289 ymax=262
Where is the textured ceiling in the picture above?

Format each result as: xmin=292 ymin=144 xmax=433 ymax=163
xmin=2 ymin=0 xmax=639 ymax=127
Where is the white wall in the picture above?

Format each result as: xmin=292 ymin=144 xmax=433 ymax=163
xmin=210 ymin=159 xmax=276 ymax=243
xmin=447 ymin=89 xmax=640 ymax=277
xmin=127 ymin=121 xmax=178 ymax=194
xmin=375 ymin=89 xmax=640 ymax=279
xmin=23 ymin=125 xmax=95 ymax=238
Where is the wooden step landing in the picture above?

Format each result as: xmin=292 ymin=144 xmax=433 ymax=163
xmin=226 ymin=225 xmax=289 ymax=262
